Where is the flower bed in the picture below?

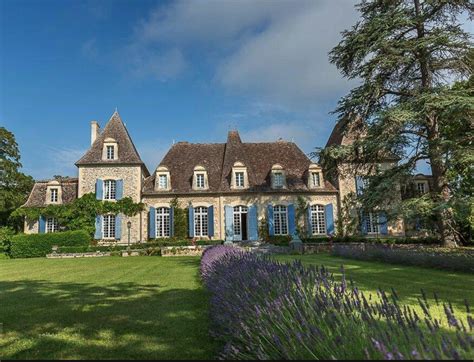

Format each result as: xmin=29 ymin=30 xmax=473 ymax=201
xmin=332 ymin=243 xmax=474 ymax=273
xmin=200 ymin=245 xmax=473 ymax=360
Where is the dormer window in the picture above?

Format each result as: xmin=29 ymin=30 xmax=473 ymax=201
xmin=231 ymin=161 xmax=248 ymax=190
xmin=417 ymin=182 xmax=426 ymax=194
xmin=311 ymin=172 xmax=320 ymax=187
xmin=50 ymin=188 xmax=59 ymax=203
xmin=193 ymin=166 xmax=209 ymax=190
xmin=46 ymin=181 xmax=62 ymax=204
xmin=104 ymin=180 xmax=117 ymax=200
xmin=155 ymin=166 xmax=171 ymax=191
xmin=271 ymin=164 xmax=286 ymax=189
xmin=103 ymin=138 xmax=118 ymax=161
xmin=308 ymin=164 xmax=324 ymax=189
xmin=158 ymin=175 xmax=168 ymax=189
xmin=106 ymin=145 xmax=115 ymax=160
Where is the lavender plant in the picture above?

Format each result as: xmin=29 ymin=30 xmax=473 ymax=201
xmin=201 ymin=246 xmax=473 ymax=360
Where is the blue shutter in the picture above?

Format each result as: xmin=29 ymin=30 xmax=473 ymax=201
xmin=149 ymin=207 xmax=156 ymax=240
xmin=360 ymin=210 xmax=368 ymax=235
xmin=94 ymin=215 xmax=103 ymax=240
xmin=355 ymin=176 xmax=365 ymax=196
xmin=208 ymin=206 xmax=214 ymax=237
xmin=307 ymin=205 xmax=313 ymax=236
xmin=188 ymin=206 xmax=195 ymax=237
xmin=325 ymin=204 xmax=335 ymax=235
xmin=288 ymin=204 xmax=296 ymax=236
xmin=248 ymin=205 xmax=258 ymax=241
xmin=379 ymin=212 xmax=388 ymax=235
xmin=116 ymin=179 xmax=124 ymax=200
xmin=170 ymin=207 xmax=175 ymax=237
xmin=96 ymin=179 xmax=104 ymax=200
xmin=268 ymin=205 xmax=275 ymax=236
xmin=39 ymin=216 xmax=46 ymax=234
xmin=115 ymin=214 xmax=122 ymax=240
xmin=224 ymin=205 xmax=234 ymax=241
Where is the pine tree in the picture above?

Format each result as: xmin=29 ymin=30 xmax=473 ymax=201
xmin=325 ymin=0 xmax=473 ymax=246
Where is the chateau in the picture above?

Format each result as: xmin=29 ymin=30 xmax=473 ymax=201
xmin=23 ymin=111 xmax=428 ymax=243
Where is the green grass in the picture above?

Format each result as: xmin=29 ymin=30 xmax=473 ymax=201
xmin=275 ymin=253 xmax=474 ymax=322
xmin=0 ymin=257 xmax=217 ymax=360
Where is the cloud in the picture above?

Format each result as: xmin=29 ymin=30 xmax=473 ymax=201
xmin=25 ymin=147 xmax=85 ymax=180
xmin=136 ymin=140 xmax=172 ymax=172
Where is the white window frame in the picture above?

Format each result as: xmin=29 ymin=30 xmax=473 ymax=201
xmin=274 ymin=172 xmax=284 ymax=188
xmin=155 ymin=207 xmax=171 ymax=238
xmin=50 ymin=188 xmax=59 ymax=203
xmin=158 ymin=174 xmax=168 ymax=190
xmin=194 ymin=206 xmax=208 ymax=237
xmin=365 ymin=212 xmax=379 ymax=234
xmin=311 ymin=172 xmax=321 ymax=187
xmin=417 ymin=182 xmax=426 ymax=194
xmin=196 ymin=173 xmax=205 ymax=189
xmin=235 ymin=172 xmax=245 ymax=188
xmin=103 ymin=214 xmax=116 ymax=239
xmin=104 ymin=180 xmax=117 ymax=200
xmin=274 ymin=205 xmax=288 ymax=235
xmin=46 ymin=217 xmax=59 ymax=233
xmin=311 ymin=205 xmax=326 ymax=235
xmin=106 ymin=145 xmax=115 ymax=160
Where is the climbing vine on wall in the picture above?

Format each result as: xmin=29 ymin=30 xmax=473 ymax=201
xmin=170 ymin=197 xmax=188 ymax=239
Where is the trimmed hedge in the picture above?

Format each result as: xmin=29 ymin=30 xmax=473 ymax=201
xmin=10 ymin=230 xmax=90 ymax=258
xmin=0 ymin=227 xmax=15 ymax=258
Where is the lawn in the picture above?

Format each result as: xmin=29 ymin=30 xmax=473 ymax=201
xmin=275 ymin=253 xmax=474 ymax=322
xmin=0 ymin=257 xmax=217 ymax=360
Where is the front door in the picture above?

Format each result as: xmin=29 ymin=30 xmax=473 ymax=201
xmin=233 ymin=206 xmax=248 ymax=241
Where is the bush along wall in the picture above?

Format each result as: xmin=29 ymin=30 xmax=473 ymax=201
xmin=200 ymin=246 xmax=473 ymax=360
xmin=10 ymin=230 xmax=90 ymax=258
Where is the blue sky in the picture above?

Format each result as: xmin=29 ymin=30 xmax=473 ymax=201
xmin=2 ymin=0 xmax=370 ymax=179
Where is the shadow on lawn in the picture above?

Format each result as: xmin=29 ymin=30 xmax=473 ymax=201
xmin=0 ymin=279 xmax=217 ymax=360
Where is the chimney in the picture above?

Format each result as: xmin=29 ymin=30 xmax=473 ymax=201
xmin=91 ymin=121 xmax=100 ymax=145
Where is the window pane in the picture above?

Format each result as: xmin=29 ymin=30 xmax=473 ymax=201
xmin=274 ymin=205 xmax=288 ymax=235
xmin=46 ymin=218 xmax=58 ymax=233
xmin=274 ymin=173 xmax=283 ymax=187
xmin=103 ymin=215 xmax=116 ymax=238
xmin=311 ymin=205 xmax=326 ymax=234
xmin=51 ymin=189 xmax=58 ymax=203
xmin=107 ymin=146 xmax=115 ymax=160
xmin=236 ymin=172 xmax=244 ymax=187
xmin=104 ymin=180 xmax=117 ymax=200
xmin=194 ymin=206 xmax=208 ymax=237
xmin=156 ymin=207 xmax=170 ymax=237
xmin=312 ymin=173 xmax=320 ymax=187
xmin=159 ymin=175 xmax=168 ymax=189
xmin=196 ymin=174 xmax=205 ymax=188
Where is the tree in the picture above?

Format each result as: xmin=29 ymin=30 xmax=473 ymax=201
xmin=325 ymin=0 xmax=473 ymax=246
xmin=0 ymin=127 xmax=34 ymax=231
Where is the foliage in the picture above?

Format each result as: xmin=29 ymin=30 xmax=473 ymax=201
xmin=295 ymin=195 xmax=308 ymax=237
xmin=10 ymin=230 xmax=90 ymax=258
xmin=0 ymin=127 xmax=34 ymax=231
xmin=0 ymin=226 xmax=15 ymax=257
xmin=201 ymin=246 xmax=473 ymax=360
xmin=170 ymin=197 xmax=188 ymax=239
xmin=12 ymin=193 xmax=145 ymax=237
xmin=323 ymin=1 xmax=473 ymax=246
xmin=332 ymin=243 xmax=474 ymax=273
xmin=258 ymin=217 xmax=269 ymax=242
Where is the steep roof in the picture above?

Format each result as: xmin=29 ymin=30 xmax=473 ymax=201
xmin=143 ymin=131 xmax=337 ymax=194
xmin=325 ymin=116 xmax=365 ymax=148
xmin=23 ymin=178 xmax=78 ymax=208
xmin=76 ymin=111 xmax=146 ymax=167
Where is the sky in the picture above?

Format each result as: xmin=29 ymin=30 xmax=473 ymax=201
xmin=2 ymin=0 xmax=364 ymax=179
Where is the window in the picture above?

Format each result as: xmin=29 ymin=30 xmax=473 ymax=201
xmin=46 ymin=218 xmax=59 ymax=233
xmin=235 ymin=172 xmax=245 ymax=187
xmin=274 ymin=172 xmax=284 ymax=188
xmin=50 ymin=188 xmax=59 ymax=203
xmin=365 ymin=212 xmax=379 ymax=234
xmin=196 ymin=174 xmax=205 ymax=189
xmin=156 ymin=207 xmax=170 ymax=238
xmin=103 ymin=215 xmax=116 ymax=239
xmin=233 ymin=205 xmax=248 ymax=237
xmin=158 ymin=175 xmax=168 ymax=189
xmin=194 ymin=206 xmax=208 ymax=237
xmin=106 ymin=145 xmax=115 ymax=160
xmin=274 ymin=205 xmax=288 ymax=235
xmin=311 ymin=205 xmax=326 ymax=235
xmin=104 ymin=180 xmax=117 ymax=200
xmin=311 ymin=172 xmax=321 ymax=187
xmin=417 ymin=182 xmax=426 ymax=194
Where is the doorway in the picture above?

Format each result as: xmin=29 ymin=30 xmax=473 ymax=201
xmin=233 ymin=205 xmax=248 ymax=241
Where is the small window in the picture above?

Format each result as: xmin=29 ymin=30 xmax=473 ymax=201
xmin=194 ymin=206 xmax=208 ymax=237
xmin=156 ymin=207 xmax=170 ymax=238
xmin=274 ymin=205 xmax=288 ymax=235
xmin=417 ymin=182 xmax=426 ymax=194
xmin=106 ymin=145 xmax=115 ymax=160
xmin=274 ymin=173 xmax=284 ymax=188
xmin=104 ymin=180 xmax=117 ymax=200
xmin=235 ymin=172 xmax=245 ymax=187
xmin=46 ymin=218 xmax=59 ymax=233
xmin=365 ymin=212 xmax=379 ymax=234
xmin=311 ymin=172 xmax=321 ymax=187
xmin=196 ymin=174 xmax=205 ymax=189
xmin=50 ymin=188 xmax=59 ymax=203
xmin=311 ymin=205 xmax=326 ymax=235
xmin=103 ymin=215 xmax=116 ymax=239
xmin=158 ymin=175 xmax=168 ymax=189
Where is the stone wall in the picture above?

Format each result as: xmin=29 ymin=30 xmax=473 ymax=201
xmin=24 ymin=219 xmax=39 ymax=234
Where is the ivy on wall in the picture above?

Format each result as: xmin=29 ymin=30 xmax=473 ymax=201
xmin=12 ymin=193 xmax=145 ymax=237
xmin=170 ymin=197 xmax=188 ymax=239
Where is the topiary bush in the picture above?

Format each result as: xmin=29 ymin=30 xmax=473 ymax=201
xmin=10 ymin=230 xmax=90 ymax=258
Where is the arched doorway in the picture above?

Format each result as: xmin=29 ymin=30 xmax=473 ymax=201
xmin=233 ymin=205 xmax=248 ymax=241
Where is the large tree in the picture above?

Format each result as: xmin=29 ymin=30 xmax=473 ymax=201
xmin=324 ymin=0 xmax=473 ymax=246
xmin=0 ymin=127 xmax=34 ymax=231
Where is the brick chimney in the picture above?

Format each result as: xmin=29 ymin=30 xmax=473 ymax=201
xmin=91 ymin=121 xmax=100 ymax=145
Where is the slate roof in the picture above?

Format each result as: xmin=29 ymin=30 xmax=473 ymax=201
xmin=76 ymin=111 xmax=147 ymax=168
xmin=23 ymin=178 xmax=78 ymax=207
xmin=143 ymin=131 xmax=337 ymax=194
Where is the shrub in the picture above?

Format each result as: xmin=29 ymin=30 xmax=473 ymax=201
xmin=201 ymin=246 xmax=473 ymax=360
xmin=10 ymin=230 xmax=90 ymax=258
xmin=332 ymin=243 xmax=474 ymax=273
xmin=0 ymin=227 xmax=15 ymax=258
